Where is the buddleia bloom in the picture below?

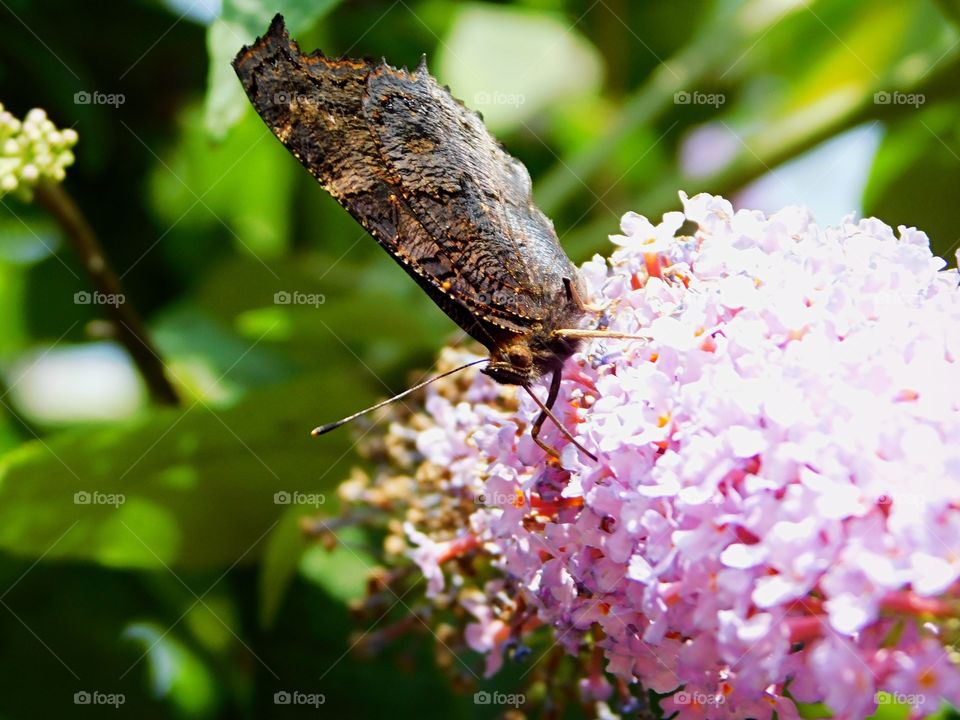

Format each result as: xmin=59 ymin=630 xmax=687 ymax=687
xmin=0 ymin=105 xmax=78 ymax=200
xmin=338 ymin=193 xmax=960 ymax=719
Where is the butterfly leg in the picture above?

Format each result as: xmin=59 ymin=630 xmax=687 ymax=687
xmin=531 ymin=368 xmax=563 ymax=459
xmin=527 ymin=370 xmax=597 ymax=461
xmin=564 ymin=277 xmax=607 ymax=314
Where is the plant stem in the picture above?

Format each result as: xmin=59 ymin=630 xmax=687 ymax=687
xmin=34 ymin=181 xmax=180 ymax=406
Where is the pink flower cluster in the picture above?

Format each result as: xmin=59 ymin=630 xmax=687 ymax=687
xmin=408 ymin=193 xmax=960 ymax=718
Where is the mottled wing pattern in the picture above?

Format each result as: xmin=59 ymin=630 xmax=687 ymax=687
xmin=232 ymin=17 xmax=528 ymax=343
xmin=363 ymin=64 xmax=582 ymax=325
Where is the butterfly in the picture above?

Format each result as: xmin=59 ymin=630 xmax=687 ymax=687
xmin=233 ymin=15 xmax=639 ymax=460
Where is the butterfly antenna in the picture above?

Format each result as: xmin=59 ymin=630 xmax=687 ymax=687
xmin=553 ymin=328 xmax=654 ymax=341
xmin=311 ymin=358 xmax=487 ymax=436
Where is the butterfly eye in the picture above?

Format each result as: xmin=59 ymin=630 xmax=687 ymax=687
xmin=508 ymin=348 xmax=533 ymax=369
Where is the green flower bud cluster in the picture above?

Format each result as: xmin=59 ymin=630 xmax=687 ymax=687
xmin=0 ymin=105 xmax=78 ymax=201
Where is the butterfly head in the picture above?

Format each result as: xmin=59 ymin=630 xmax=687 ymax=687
xmin=481 ymin=328 xmax=582 ymax=386
xmin=482 ymin=341 xmax=535 ymax=385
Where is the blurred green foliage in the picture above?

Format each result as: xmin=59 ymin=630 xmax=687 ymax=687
xmin=0 ymin=0 xmax=958 ymax=717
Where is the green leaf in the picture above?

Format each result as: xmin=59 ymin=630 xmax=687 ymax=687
xmin=150 ymin=105 xmax=296 ymax=260
xmin=437 ymin=3 xmax=603 ymax=133
xmin=123 ymin=621 xmax=221 ymax=717
xmin=202 ymin=0 xmax=340 ymax=140
xmin=152 ymin=307 xmax=298 ymax=402
xmin=0 ymin=202 xmax=62 ymax=265
xmin=258 ymin=506 xmax=310 ymax=627
xmin=541 ymin=0 xmax=958 ymax=241
xmin=0 ymin=371 xmax=362 ymax=570
xmin=862 ymin=102 xmax=960 ymax=261
xmin=0 ymin=263 xmax=28 ymax=358
xmin=934 ymin=0 xmax=960 ymax=29
xmin=298 ymin=526 xmax=376 ymax=605
xmin=797 ymin=701 xmax=834 ymax=718
xmin=196 ymin=253 xmax=456 ymax=376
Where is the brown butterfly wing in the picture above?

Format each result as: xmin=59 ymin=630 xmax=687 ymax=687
xmin=362 ymin=64 xmax=584 ymax=326
xmin=233 ymin=15 xmax=589 ymax=358
xmin=233 ymin=17 xmax=537 ymax=346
